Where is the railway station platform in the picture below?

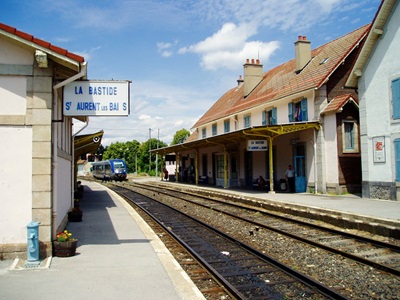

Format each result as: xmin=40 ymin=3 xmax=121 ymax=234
xmin=0 ymin=180 xmax=205 ymax=300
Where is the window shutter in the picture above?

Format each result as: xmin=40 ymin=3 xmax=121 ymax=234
xmin=395 ymin=139 xmax=400 ymax=181
xmin=392 ymin=79 xmax=400 ymax=119
xmin=288 ymin=103 xmax=293 ymax=122
xmin=301 ymin=98 xmax=308 ymax=121
xmin=262 ymin=110 xmax=267 ymax=125
xmin=271 ymin=107 xmax=277 ymax=124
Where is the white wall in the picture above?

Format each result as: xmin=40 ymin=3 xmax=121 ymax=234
xmin=55 ymin=157 xmax=73 ymax=231
xmin=0 ymin=127 xmax=32 ymax=243
xmin=0 ymin=77 xmax=27 ymax=115
xmin=323 ymin=114 xmax=339 ymax=183
xmin=359 ymin=2 xmax=400 ymax=183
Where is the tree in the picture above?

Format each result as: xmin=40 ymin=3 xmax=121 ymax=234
xmin=139 ymin=138 xmax=167 ymax=175
xmin=103 ymin=140 xmax=140 ymax=173
xmin=171 ymin=128 xmax=190 ymax=145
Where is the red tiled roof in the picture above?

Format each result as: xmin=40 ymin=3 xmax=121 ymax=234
xmin=320 ymin=94 xmax=358 ymax=115
xmin=0 ymin=22 xmax=84 ymax=63
xmin=193 ymin=24 xmax=370 ymax=128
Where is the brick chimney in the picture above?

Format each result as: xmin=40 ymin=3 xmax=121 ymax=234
xmin=243 ymin=59 xmax=263 ymax=97
xmin=295 ymin=35 xmax=311 ymax=72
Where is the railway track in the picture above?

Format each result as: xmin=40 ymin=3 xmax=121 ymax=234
xmin=130 ymin=181 xmax=400 ymax=277
xmin=105 ymin=180 xmax=400 ymax=298
xmin=110 ymin=184 xmax=346 ymax=299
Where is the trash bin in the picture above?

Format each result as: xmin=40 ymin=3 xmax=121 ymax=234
xmin=280 ymin=179 xmax=286 ymax=191
xmin=27 ymin=221 xmax=40 ymax=262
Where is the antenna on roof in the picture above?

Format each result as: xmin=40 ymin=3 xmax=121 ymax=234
xmin=257 ymin=50 xmax=260 ymax=60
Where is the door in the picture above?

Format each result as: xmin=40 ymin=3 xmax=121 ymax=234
xmin=294 ymin=155 xmax=306 ymax=192
xmin=245 ymin=151 xmax=253 ymax=188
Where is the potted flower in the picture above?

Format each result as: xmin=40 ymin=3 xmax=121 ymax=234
xmin=53 ymin=230 xmax=78 ymax=257
xmin=68 ymin=206 xmax=83 ymax=222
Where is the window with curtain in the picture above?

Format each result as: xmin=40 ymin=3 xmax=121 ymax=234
xmin=288 ymin=98 xmax=308 ymax=122
xmin=342 ymin=120 xmax=359 ymax=153
xmin=224 ymin=120 xmax=230 ymax=133
xmin=202 ymin=128 xmax=206 ymax=138
xmin=212 ymin=123 xmax=217 ymax=136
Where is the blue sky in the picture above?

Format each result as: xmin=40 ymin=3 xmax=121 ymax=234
xmin=2 ymin=0 xmax=381 ymax=145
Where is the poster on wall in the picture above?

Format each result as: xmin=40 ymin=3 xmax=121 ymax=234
xmin=373 ymin=136 xmax=385 ymax=163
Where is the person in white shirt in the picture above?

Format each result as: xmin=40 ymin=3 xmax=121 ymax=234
xmin=285 ymin=164 xmax=295 ymax=193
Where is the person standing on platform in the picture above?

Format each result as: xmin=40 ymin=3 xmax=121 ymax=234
xmin=163 ymin=168 xmax=169 ymax=181
xmin=285 ymin=164 xmax=295 ymax=193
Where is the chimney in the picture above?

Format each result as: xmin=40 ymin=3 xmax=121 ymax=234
xmin=237 ymin=75 xmax=244 ymax=86
xmin=295 ymin=35 xmax=311 ymax=72
xmin=243 ymin=58 xmax=263 ymax=97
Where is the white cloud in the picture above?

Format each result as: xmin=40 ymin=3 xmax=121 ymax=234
xmin=179 ymin=22 xmax=279 ymax=70
xmin=157 ymin=42 xmax=174 ymax=57
xmin=138 ymin=114 xmax=151 ymax=120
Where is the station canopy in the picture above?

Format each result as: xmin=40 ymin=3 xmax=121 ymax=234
xmin=74 ymin=130 xmax=104 ymax=160
xmin=152 ymin=122 xmax=320 ymax=155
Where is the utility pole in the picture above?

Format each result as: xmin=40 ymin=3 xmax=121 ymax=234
xmin=149 ymin=128 xmax=151 ymax=174
xmin=156 ymin=129 xmax=159 ymax=177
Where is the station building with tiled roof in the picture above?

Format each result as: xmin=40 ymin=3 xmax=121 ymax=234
xmin=154 ymin=24 xmax=370 ymax=196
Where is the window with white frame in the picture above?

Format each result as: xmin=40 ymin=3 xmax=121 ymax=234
xmin=288 ymin=98 xmax=308 ymax=122
xmin=392 ymin=78 xmax=400 ymax=119
xmin=262 ymin=108 xmax=277 ymax=125
xmin=244 ymin=114 xmax=251 ymax=128
xmin=202 ymin=128 xmax=206 ymax=138
xmin=342 ymin=120 xmax=359 ymax=153
xmin=224 ymin=119 xmax=230 ymax=133
xmin=212 ymin=123 xmax=217 ymax=136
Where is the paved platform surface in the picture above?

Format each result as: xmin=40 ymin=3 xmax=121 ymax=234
xmin=0 ymin=180 xmax=205 ymax=300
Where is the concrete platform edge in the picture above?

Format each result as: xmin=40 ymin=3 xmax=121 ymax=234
xmin=109 ymin=188 xmax=206 ymax=300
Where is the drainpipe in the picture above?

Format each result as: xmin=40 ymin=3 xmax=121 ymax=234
xmin=52 ymin=62 xmax=87 ymax=239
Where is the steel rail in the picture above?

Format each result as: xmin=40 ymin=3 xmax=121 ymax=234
xmin=111 ymin=184 xmax=349 ymax=300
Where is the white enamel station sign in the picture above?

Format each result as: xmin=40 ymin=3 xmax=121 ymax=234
xmin=63 ymin=80 xmax=130 ymax=116
xmin=247 ymin=140 xmax=268 ymax=151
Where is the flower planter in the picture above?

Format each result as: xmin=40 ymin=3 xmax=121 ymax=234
xmin=53 ymin=240 xmax=78 ymax=257
xmin=68 ymin=211 xmax=83 ymax=222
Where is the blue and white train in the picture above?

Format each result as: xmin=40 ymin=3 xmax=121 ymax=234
xmin=92 ymin=159 xmax=127 ymax=181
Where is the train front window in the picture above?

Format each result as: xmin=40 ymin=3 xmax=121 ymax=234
xmin=114 ymin=162 xmax=124 ymax=168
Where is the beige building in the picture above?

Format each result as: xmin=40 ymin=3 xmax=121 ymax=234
xmin=0 ymin=22 xmax=92 ymax=259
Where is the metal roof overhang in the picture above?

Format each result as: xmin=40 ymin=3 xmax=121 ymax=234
xmin=74 ymin=131 xmax=104 ymax=160
xmin=152 ymin=121 xmax=320 ymax=155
